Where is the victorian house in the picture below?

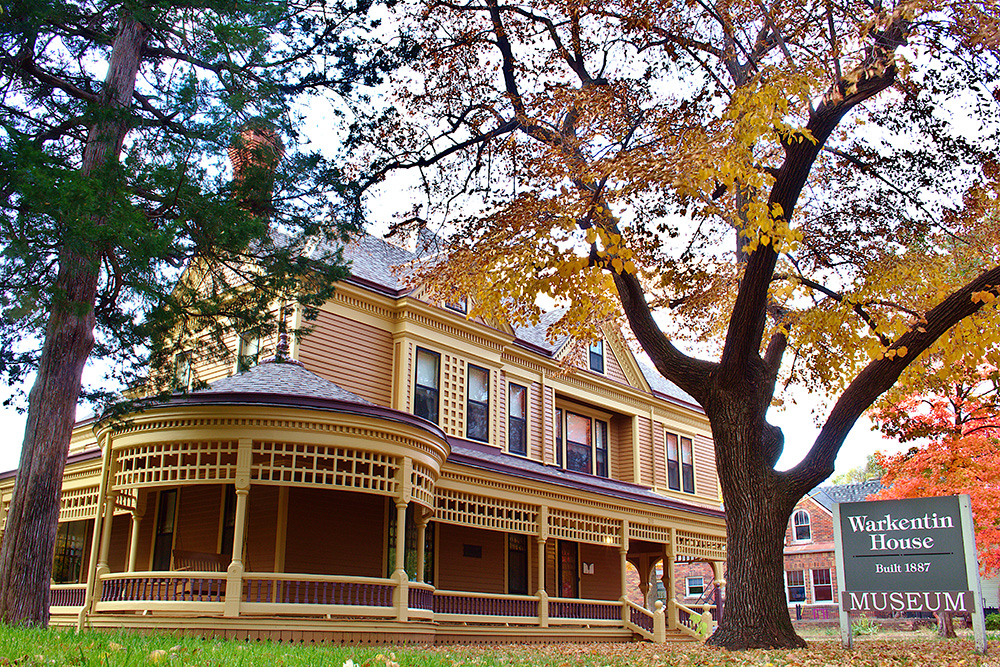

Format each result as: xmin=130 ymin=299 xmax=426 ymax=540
xmin=0 ymin=233 xmax=726 ymax=644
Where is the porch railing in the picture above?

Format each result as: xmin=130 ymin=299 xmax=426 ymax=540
xmin=549 ymin=597 xmax=622 ymax=625
xmin=50 ymin=583 xmax=86 ymax=611
xmin=239 ymin=573 xmax=396 ymax=617
xmin=673 ymin=599 xmax=716 ymax=640
xmin=433 ymin=590 xmax=540 ymax=624
xmin=94 ymin=572 xmax=227 ymax=613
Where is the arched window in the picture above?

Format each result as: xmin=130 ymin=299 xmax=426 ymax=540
xmin=792 ymin=510 xmax=811 ymax=542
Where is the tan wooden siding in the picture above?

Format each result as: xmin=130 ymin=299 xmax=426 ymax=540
xmin=246 ymin=485 xmax=279 ymax=572
xmin=638 ymin=416 xmax=654 ymax=487
xmin=174 ymin=485 xmax=223 ymax=554
xmin=694 ymin=434 xmax=718 ymax=502
xmin=435 ymin=524 xmax=504 ymax=594
xmin=611 ymin=415 xmax=633 ymax=483
xmin=604 ymin=346 xmax=628 ymax=386
xmin=491 ymin=366 xmax=503 ymax=447
xmin=652 ymin=421 xmax=666 ymax=488
xmin=529 ymin=382 xmax=544 ymax=461
xmin=543 ymin=386 xmax=554 ymax=465
xmin=579 ymin=543 xmax=621 ymax=601
xmin=283 ymin=488 xmax=384 ymax=577
xmin=297 ymin=310 xmax=394 ymax=407
xmin=108 ymin=514 xmax=131 ymax=573
xmin=136 ymin=491 xmax=155 ymax=569
xmin=545 ymin=540 xmax=557 ymax=594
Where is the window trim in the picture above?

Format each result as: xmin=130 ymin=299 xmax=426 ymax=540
xmin=588 ymin=340 xmax=605 ymax=374
xmin=413 ymin=347 xmax=441 ymax=424
xmin=811 ymin=568 xmax=834 ymax=602
xmin=174 ymin=351 xmax=192 ymax=389
xmin=553 ymin=401 xmax=611 ymax=478
xmin=466 ymin=364 xmax=490 ymax=442
xmin=785 ymin=569 xmax=807 ymax=604
xmin=666 ymin=431 xmax=696 ymax=494
xmin=685 ymin=576 xmax=705 ymax=597
xmin=792 ymin=509 xmax=812 ymax=543
xmin=508 ymin=382 xmax=528 ymax=456
xmin=236 ymin=332 xmax=260 ymax=373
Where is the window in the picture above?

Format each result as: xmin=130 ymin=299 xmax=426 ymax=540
xmin=220 ymin=486 xmax=237 ymax=557
xmin=414 ymin=348 xmax=440 ymax=423
xmin=445 ymin=296 xmax=467 ymax=313
xmin=686 ymin=576 xmax=705 ymax=597
xmin=792 ymin=510 xmax=811 ymax=542
xmin=667 ymin=432 xmax=695 ymax=493
xmin=174 ymin=352 xmax=191 ymax=389
xmin=786 ymin=570 xmax=806 ymax=603
xmin=508 ymin=383 xmax=527 ymax=455
xmin=558 ymin=540 xmax=578 ymax=598
xmin=237 ymin=333 xmax=260 ymax=373
xmin=52 ymin=521 xmax=88 ymax=583
xmin=589 ymin=340 xmax=604 ymax=373
xmin=555 ymin=409 xmax=563 ymax=467
xmin=812 ymin=568 xmax=833 ymax=602
xmin=152 ymin=489 xmax=177 ymax=570
xmin=508 ymin=534 xmax=529 ymax=595
xmin=466 ymin=365 xmax=489 ymax=442
xmin=554 ymin=408 xmax=610 ymax=477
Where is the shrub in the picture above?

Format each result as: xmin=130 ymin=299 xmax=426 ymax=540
xmin=986 ymin=613 xmax=1000 ymax=631
xmin=852 ymin=614 xmax=880 ymax=636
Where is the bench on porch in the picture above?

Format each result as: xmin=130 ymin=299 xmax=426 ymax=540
xmin=172 ymin=550 xmax=231 ymax=572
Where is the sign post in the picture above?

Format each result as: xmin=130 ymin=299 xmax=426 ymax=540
xmin=833 ymin=494 xmax=987 ymax=654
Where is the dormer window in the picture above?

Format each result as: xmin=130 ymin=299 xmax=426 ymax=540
xmin=446 ymin=296 xmax=467 ymax=314
xmin=792 ymin=509 xmax=811 ymax=542
xmin=554 ymin=404 xmax=609 ymax=478
xmin=237 ymin=333 xmax=260 ymax=373
xmin=588 ymin=340 xmax=604 ymax=374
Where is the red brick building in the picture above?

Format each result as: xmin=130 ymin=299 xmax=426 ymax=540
xmin=783 ymin=481 xmax=882 ymax=621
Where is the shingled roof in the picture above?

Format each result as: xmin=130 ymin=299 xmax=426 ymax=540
xmin=808 ymin=480 xmax=884 ymax=512
xmin=197 ymin=359 xmax=374 ymax=406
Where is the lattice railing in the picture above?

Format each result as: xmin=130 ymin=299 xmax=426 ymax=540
xmin=435 ymin=488 xmax=538 ymax=534
xmin=675 ymin=529 xmax=726 ymax=560
xmin=549 ymin=508 xmax=620 ymax=546
xmin=251 ymin=442 xmax=398 ymax=496
xmin=630 ymin=523 xmax=671 ymax=544
xmin=59 ymin=486 xmax=100 ymax=522
xmin=410 ymin=462 xmax=435 ymax=508
xmin=113 ymin=441 xmax=239 ymax=489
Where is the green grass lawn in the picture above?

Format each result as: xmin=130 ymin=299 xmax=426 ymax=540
xmin=0 ymin=626 xmax=993 ymax=667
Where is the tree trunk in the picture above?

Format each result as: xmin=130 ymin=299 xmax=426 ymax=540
xmin=703 ymin=377 xmax=806 ymax=649
xmin=0 ymin=12 xmax=147 ymax=626
xmin=936 ymin=611 xmax=956 ymax=638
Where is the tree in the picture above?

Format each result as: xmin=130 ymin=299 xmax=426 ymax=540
xmin=0 ymin=0 xmax=402 ymax=625
xmin=352 ymin=0 xmax=1000 ymax=648
xmin=830 ymin=454 xmax=885 ymax=485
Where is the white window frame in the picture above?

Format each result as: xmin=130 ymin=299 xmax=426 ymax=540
xmin=811 ymin=568 xmax=834 ymax=602
xmin=685 ymin=576 xmax=705 ymax=597
xmin=174 ymin=351 xmax=192 ymax=389
xmin=791 ymin=509 xmax=812 ymax=543
xmin=785 ymin=569 xmax=807 ymax=604
xmin=236 ymin=332 xmax=260 ymax=373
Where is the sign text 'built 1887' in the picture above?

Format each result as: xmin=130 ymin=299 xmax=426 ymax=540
xmin=832 ymin=494 xmax=987 ymax=653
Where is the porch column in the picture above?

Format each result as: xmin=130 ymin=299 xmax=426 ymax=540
xmin=711 ymin=560 xmax=725 ymax=623
xmin=536 ymin=505 xmax=548 ymax=627
xmin=126 ymin=491 xmax=147 ymax=572
xmin=415 ymin=513 xmax=429 ymax=583
xmin=78 ymin=433 xmax=115 ymax=630
xmin=663 ymin=533 xmax=677 ymax=630
xmin=619 ymin=520 xmax=629 ymax=624
xmin=637 ymin=555 xmax=651 ymax=608
xmin=393 ymin=457 xmax=412 ymax=622
xmin=224 ymin=438 xmax=253 ymax=618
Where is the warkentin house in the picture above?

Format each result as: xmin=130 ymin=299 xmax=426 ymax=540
xmin=0 ymin=233 xmax=727 ymax=644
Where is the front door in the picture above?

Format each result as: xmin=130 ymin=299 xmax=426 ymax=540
xmin=558 ymin=540 xmax=578 ymax=598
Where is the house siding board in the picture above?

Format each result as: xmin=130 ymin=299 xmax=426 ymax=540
xmin=638 ymin=417 xmax=654 ymax=487
xmin=108 ymin=514 xmax=132 ymax=572
xmin=543 ymin=386 xmax=555 ymax=464
xmin=283 ymin=488 xmax=384 ymax=577
xmin=611 ymin=415 xmax=633 ymax=483
xmin=694 ymin=435 xmax=717 ymax=501
xmin=136 ymin=496 xmax=155 ymax=569
xmin=579 ymin=543 xmax=621 ymax=601
xmin=247 ymin=485 xmax=279 ymax=572
xmin=174 ymin=485 xmax=222 ymax=554
xmin=529 ymin=382 xmax=544 ymax=461
xmin=604 ymin=347 xmax=628 ymax=386
xmin=652 ymin=421 xmax=665 ymax=488
xmin=436 ymin=524 xmax=505 ymax=594
xmin=297 ymin=310 xmax=394 ymax=407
